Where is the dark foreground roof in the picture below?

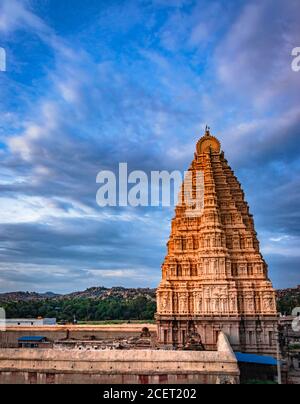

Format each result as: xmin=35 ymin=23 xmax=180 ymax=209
xmin=235 ymin=352 xmax=277 ymax=366
xmin=18 ymin=336 xmax=46 ymax=342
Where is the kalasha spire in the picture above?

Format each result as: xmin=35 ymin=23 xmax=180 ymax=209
xmin=156 ymin=128 xmax=278 ymax=355
xmin=196 ymin=125 xmax=221 ymax=155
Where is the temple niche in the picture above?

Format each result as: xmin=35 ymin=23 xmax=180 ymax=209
xmin=156 ymin=128 xmax=278 ymax=355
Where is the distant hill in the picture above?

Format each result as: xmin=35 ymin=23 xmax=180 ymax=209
xmin=276 ymin=285 xmax=300 ymax=315
xmin=0 ymin=287 xmax=156 ymax=303
xmin=0 ymin=291 xmax=61 ymax=302
xmin=66 ymin=286 xmax=157 ymax=302
xmin=0 ymin=287 xmax=157 ymax=322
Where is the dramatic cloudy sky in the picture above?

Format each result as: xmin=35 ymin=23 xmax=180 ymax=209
xmin=0 ymin=0 xmax=299 ymax=293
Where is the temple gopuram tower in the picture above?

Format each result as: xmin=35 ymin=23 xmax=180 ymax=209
xmin=156 ymin=128 xmax=278 ymax=355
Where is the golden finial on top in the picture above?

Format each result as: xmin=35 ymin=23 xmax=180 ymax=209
xmin=196 ymin=125 xmax=221 ymax=154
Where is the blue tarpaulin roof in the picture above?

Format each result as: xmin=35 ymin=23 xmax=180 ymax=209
xmin=235 ymin=352 xmax=277 ymax=366
xmin=18 ymin=336 xmax=46 ymax=342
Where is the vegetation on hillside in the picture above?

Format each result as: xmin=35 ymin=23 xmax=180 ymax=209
xmin=276 ymin=287 xmax=300 ymax=315
xmin=1 ymin=296 xmax=157 ymax=322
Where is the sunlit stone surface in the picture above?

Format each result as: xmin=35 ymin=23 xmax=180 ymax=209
xmin=156 ymin=128 xmax=278 ymax=355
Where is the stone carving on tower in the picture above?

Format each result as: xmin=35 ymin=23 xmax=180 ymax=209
xmin=156 ymin=127 xmax=278 ymax=355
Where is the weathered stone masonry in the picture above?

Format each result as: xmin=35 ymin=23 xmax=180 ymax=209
xmin=156 ymin=129 xmax=278 ymax=354
xmin=0 ymin=332 xmax=239 ymax=384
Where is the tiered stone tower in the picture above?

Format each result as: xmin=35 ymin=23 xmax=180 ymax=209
xmin=156 ymin=128 xmax=278 ymax=355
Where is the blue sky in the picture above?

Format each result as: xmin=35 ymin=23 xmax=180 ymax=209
xmin=0 ymin=0 xmax=299 ymax=293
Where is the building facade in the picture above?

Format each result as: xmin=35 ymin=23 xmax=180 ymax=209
xmin=5 ymin=318 xmax=56 ymax=327
xmin=156 ymin=128 xmax=278 ymax=355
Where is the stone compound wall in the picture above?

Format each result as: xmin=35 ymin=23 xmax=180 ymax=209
xmin=0 ymin=333 xmax=239 ymax=384
xmin=0 ymin=324 xmax=157 ymax=348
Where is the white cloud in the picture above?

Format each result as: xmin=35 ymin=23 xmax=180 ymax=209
xmin=0 ymin=195 xmax=100 ymax=224
xmin=270 ymin=236 xmax=290 ymax=242
xmin=261 ymin=231 xmax=300 ymax=258
xmin=214 ymin=0 xmax=300 ymax=108
xmin=0 ymin=0 xmax=49 ymax=35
